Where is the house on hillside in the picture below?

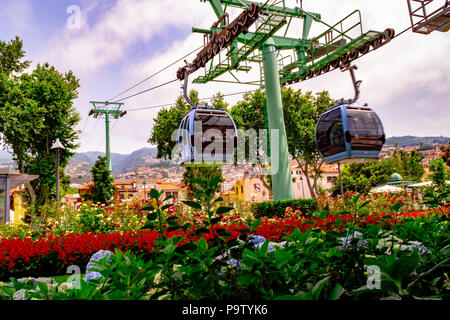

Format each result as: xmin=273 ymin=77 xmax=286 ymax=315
xmin=233 ymin=171 xmax=272 ymax=203
xmin=78 ymin=181 xmax=139 ymax=203
xmin=290 ymin=163 xmax=339 ymax=198
xmin=153 ymin=181 xmax=186 ymax=203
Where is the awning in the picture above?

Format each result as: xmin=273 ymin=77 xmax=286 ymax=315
xmin=370 ymin=184 xmax=404 ymax=194
xmin=0 ymin=173 xmax=39 ymax=190
xmin=408 ymin=181 xmax=450 ymax=188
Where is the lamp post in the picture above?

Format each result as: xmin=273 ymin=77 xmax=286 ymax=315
xmin=51 ymin=138 xmax=65 ymax=203
xmin=143 ymin=180 xmax=147 ymax=201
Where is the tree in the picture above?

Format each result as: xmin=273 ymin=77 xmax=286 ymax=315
xmin=440 ymin=140 xmax=450 ymax=166
xmin=90 ymin=156 xmax=116 ymax=204
xmin=0 ymin=36 xmax=31 ymax=76
xmin=428 ymin=158 xmax=448 ymax=187
xmin=148 ymin=90 xmax=225 ymax=196
xmin=230 ymin=87 xmax=334 ymax=198
xmin=0 ymin=37 xmax=80 ymax=206
xmin=332 ymin=149 xmax=425 ymax=195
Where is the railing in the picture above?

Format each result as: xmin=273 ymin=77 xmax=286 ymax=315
xmin=407 ymin=0 xmax=450 ymax=33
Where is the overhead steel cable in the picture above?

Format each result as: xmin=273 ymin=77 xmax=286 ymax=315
xmin=124 ymin=89 xmax=259 ymax=112
xmin=107 ymin=44 xmax=204 ymax=103
xmin=112 ymin=78 xmax=179 ymax=103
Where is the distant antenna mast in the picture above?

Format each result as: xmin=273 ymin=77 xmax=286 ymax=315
xmin=88 ymin=101 xmax=127 ymax=171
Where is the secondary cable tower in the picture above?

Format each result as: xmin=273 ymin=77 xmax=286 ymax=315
xmin=88 ymin=101 xmax=127 ymax=171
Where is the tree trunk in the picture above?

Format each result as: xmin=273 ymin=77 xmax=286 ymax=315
xmin=297 ymin=159 xmax=316 ymax=198
xmin=258 ymin=175 xmax=273 ymax=198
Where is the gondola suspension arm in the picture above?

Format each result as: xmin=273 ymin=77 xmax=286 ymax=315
xmin=335 ymin=64 xmax=362 ymax=105
xmin=182 ymin=65 xmax=208 ymax=109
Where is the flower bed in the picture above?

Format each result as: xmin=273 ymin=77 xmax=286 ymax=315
xmin=0 ymin=230 xmax=159 ymax=280
xmin=1 ymin=206 xmax=448 ymax=281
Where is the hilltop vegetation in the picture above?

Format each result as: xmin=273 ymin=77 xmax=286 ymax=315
xmin=385 ymin=136 xmax=449 ymax=147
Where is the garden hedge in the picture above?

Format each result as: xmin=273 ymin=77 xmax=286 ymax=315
xmin=251 ymin=198 xmax=318 ymax=218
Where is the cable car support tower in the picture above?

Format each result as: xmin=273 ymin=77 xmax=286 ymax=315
xmin=88 ymin=101 xmax=127 ymax=172
xmin=177 ymin=0 xmax=395 ymax=200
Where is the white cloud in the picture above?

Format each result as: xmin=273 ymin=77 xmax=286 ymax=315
xmin=0 ymin=0 xmax=33 ymax=33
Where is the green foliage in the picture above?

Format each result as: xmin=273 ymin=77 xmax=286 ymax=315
xmin=0 ymin=38 xmax=80 ymax=206
xmin=1 ymin=201 xmax=449 ymax=300
xmin=182 ymin=166 xmax=224 ymax=199
xmin=141 ymin=189 xmax=174 ymax=236
xmin=429 ymin=158 xmax=448 ymax=187
xmin=90 ymin=156 xmax=116 ymax=205
xmin=182 ymin=174 xmax=231 ymax=230
xmin=440 ymin=140 xmax=450 ymax=166
xmin=333 ymin=149 xmax=425 ymax=195
xmin=0 ymin=36 xmax=31 ymax=76
xmin=251 ymin=198 xmax=318 ymax=218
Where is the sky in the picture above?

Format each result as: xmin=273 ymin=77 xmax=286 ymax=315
xmin=0 ymin=0 xmax=449 ymax=155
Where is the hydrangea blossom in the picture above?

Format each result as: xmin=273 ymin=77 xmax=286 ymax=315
xmin=400 ymin=241 xmax=431 ymax=255
xmin=339 ymin=231 xmax=368 ymax=251
xmin=248 ymin=234 xmax=267 ymax=245
xmin=84 ymin=250 xmax=114 ymax=282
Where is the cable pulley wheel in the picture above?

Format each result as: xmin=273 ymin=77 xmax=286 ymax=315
xmin=348 ymin=49 xmax=359 ymax=61
xmin=239 ymin=14 xmax=248 ymax=26
xmin=330 ymin=59 xmax=340 ymax=69
xmin=382 ymin=28 xmax=395 ymax=41
xmin=247 ymin=3 xmax=258 ymax=18
xmin=340 ymin=53 xmax=351 ymax=65
xmin=321 ymin=64 xmax=331 ymax=73
xmin=371 ymin=36 xmax=382 ymax=49
xmin=358 ymin=43 xmax=370 ymax=55
xmin=225 ymin=31 xmax=232 ymax=42
xmin=231 ymin=23 xmax=239 ymax=35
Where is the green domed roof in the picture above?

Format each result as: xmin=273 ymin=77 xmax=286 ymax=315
xmin=389 ymin=170 xmax=404 ymax=183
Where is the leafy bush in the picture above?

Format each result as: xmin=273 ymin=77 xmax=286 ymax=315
xmin=251 ymin=199 xmax=318 ymax=218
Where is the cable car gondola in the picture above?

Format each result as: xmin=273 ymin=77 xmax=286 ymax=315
xmin=315 ymin=65 xmax=386 ymax=163
xmin=177 ymin=66 xmax=238 ymax=167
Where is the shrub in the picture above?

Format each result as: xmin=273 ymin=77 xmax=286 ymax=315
xmin=251 ymin=199 xmax=318 ymax=218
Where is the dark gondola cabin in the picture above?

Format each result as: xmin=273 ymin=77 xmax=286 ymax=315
xmin=177 ymin=108 xmax=238 ymax=166
xmin=315 ymin=104 xmax=385 ymax=163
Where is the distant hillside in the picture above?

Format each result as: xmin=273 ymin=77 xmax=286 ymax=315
xmin=385 ymin=136 xmax=449 ymax=147
xmin=69 ymin=147 xmax=166 ymax=174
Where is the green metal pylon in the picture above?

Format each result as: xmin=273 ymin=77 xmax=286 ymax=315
xmin=88 ymin=101 xmax=126 ymax=172
xmin=262 ymin=39 xmax=294 ymax=200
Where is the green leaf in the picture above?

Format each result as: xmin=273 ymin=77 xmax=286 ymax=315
xmin=163 ymin=195 xmax=173 ymax=202
xmin=196 ymin=237 xmax=208 ymax=251
xmin=311 ymin=276 xmax=330 ymax=300
xmin=208 ymin=175 xmax=222 ymax=188
xmin=190 ymin=178 xmax=203 ymax=185
xmin=182 ymin=201 xmax=202 ymax=210
xmin=213 ymin=197 xmax=224 ymax=204
xmin=210 ymin=217 xmax=222 ymax=225
xmin=150 ymin=189 xmax=161 ymax=200
xmin=329 ymin=284 xmax=345 ymax=300
xmin=216 ymin=206 xmax=233 ymax=215
xmin=161 ymin=204 xmax=173 ymax=211
xmin=146 ymin=212 xmax=158 ymax=221
xmin=390 ymin=202 xmax=404 ymax=212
